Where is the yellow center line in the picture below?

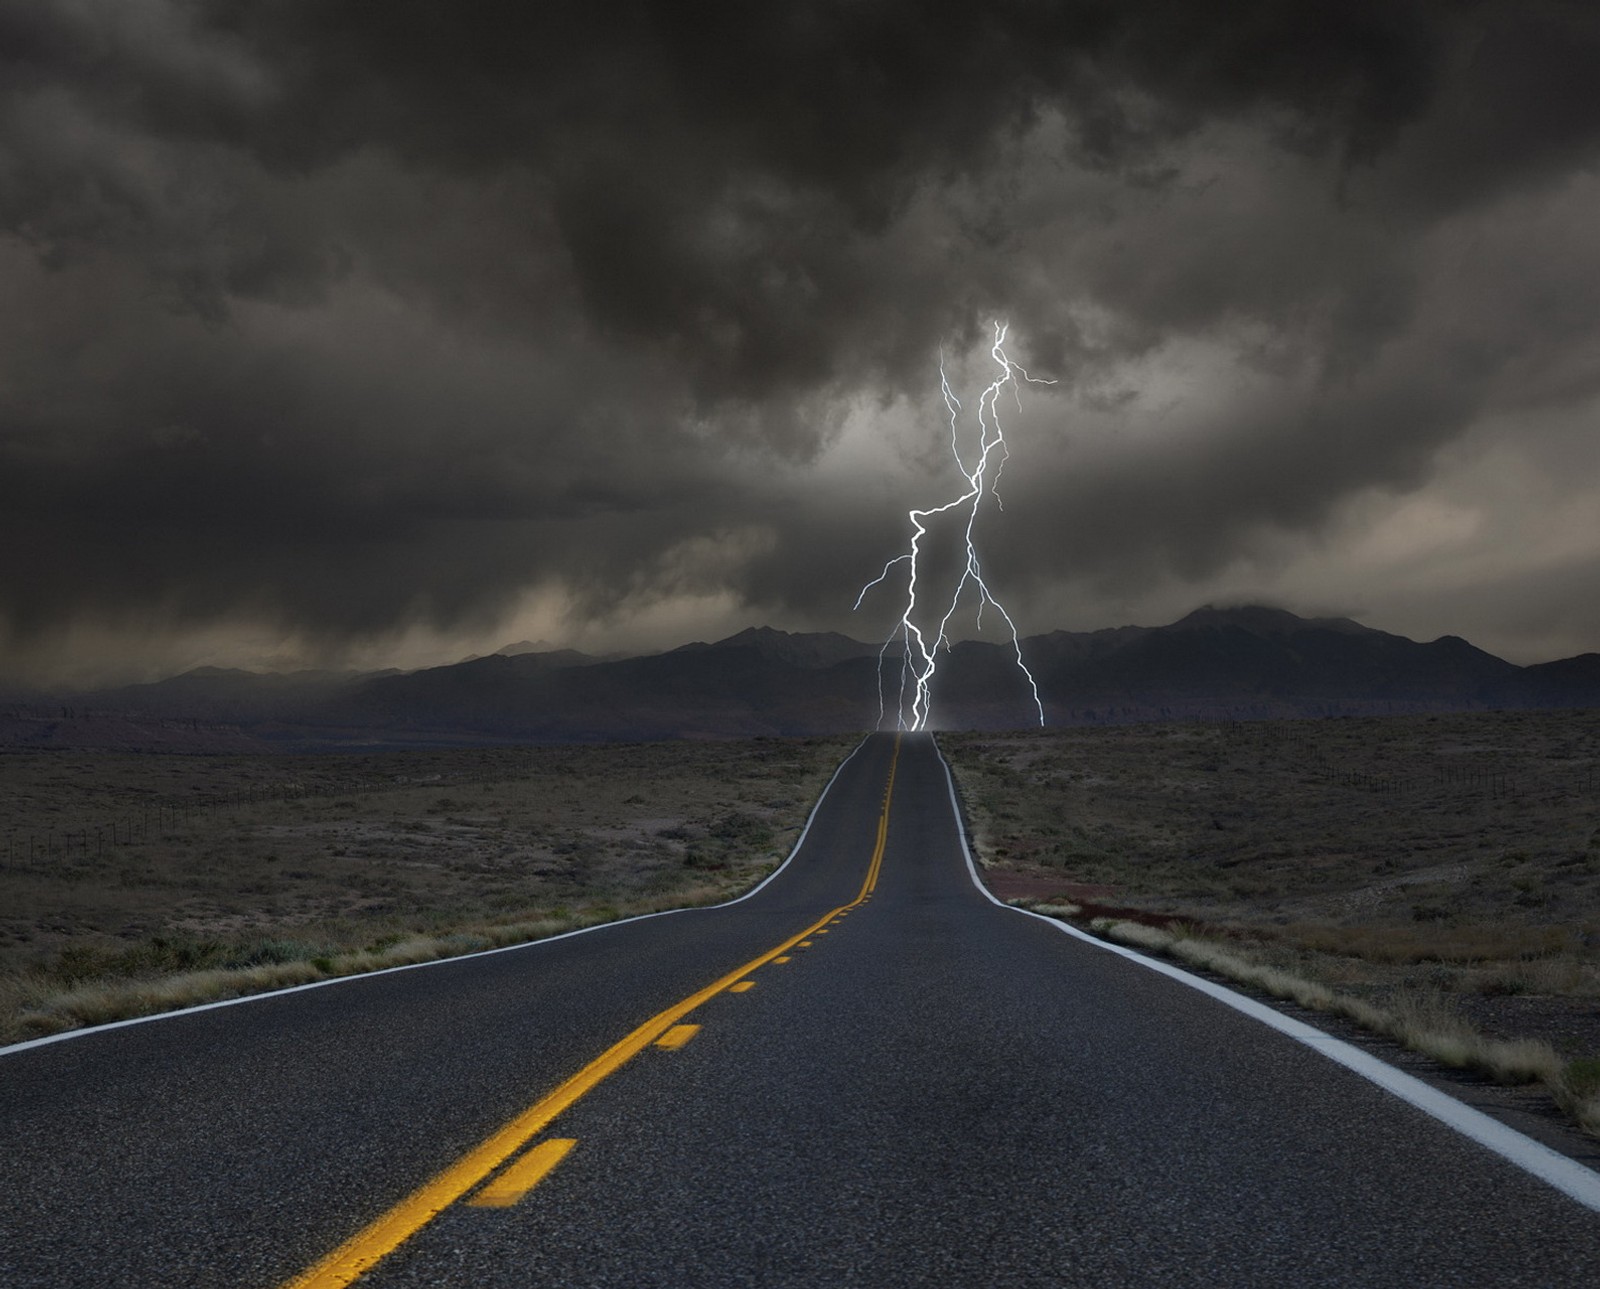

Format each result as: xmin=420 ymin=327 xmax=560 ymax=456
xmin=466 ymin=1139 xmax=576 ymax=1209
xmin=278 ymin=733 xmax=901 ymax=1289
xmin=729 ymin=981 xmax=756 ymax=993
xmin=654 ymin=1023 xmax=701 ymax=1050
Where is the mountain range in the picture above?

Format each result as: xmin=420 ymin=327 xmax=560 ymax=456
xmin=4 ymin=607 xmax=1600 ymax=751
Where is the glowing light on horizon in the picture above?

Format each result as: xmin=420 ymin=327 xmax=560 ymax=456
xmin=855 ymin=321 xmax=1049 ymax=731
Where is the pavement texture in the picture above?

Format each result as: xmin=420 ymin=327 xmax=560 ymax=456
xmin=2 ymin=732 xmax=1597 ymax=1287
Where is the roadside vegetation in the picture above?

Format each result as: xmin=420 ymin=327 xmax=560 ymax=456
xmin=941 ymin=710 xmax=1600 ymax=1138
xmin=0 ymin=735 xmax=857 ymax=1044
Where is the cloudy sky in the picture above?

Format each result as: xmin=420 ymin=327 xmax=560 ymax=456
xmin=5 ymin=1 xmax=1600 ymax=686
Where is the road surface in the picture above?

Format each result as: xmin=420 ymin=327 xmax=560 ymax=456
xmin=1 ymin=732 xmax=1596 ymax=1286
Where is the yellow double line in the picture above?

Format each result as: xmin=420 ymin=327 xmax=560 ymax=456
xmin=280 ymin=734 xmax=901 ymax=1289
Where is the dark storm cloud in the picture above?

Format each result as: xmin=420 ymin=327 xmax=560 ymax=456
xmin=1 ymin=1 xmax=1459 ymax=348
xmin=4 ymin=1 xmax=1600 ymax=675
xmin=0 ymin=244 xmax=729 ymax=642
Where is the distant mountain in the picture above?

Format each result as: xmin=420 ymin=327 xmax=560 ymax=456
xmin=84 ymin=666 xmax=377 ymax=722
xmin=289 ymin=609 xmax=1600 ymax=741
xmin=671 ymin=626 xmax=886 ymax=669
xmin=1018 ymin=605 xmax=1526 ymax=724
xmin=489 ymin=647 xmax=603 ymax=669
xmin=329 ymin=631 xmax=879 ymax=742
xmin=1520 ymin=653 xmax=1600 ymax=707
xmin=496 ymin=639 xmax=556 ymax=656
xmin=498 ymin=642 xmax=630 ymax=663
xmin=11 ymin=606 xmax=1600 ymax=749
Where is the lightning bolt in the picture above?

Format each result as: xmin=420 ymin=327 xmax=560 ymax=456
xmin=855 ymin=321 xmax=1050 ymax=731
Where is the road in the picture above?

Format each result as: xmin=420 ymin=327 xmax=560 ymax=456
xmin=2 ymin=732 xmax=1597 ymax=1287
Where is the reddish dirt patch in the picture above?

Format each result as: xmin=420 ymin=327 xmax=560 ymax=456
xmin=979 ymin=867 xmax=1230 ymax=934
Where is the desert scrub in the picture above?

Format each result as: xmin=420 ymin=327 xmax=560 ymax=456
xmin=4 ymin=875 xmax=782 ymax=1041
xmin=0 ymin=733 xmax=858 ymax=1044
xmin=1558 ymin=1058 xmax=1600 ymax=1135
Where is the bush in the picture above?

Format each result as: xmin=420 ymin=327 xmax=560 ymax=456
xmin=712 ymin=812 xmax=774 ymax=848
xmin=1564 ymin=1057 xmax=1600 ymax=1100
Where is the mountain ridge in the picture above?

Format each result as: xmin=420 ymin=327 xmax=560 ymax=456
xmin=5 ymin=607 xmax=1598 ymax=750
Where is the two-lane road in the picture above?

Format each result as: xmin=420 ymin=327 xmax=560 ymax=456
xmin=2 ymin=733 xmax=1596 ymax=1286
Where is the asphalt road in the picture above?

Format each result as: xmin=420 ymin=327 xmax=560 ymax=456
xmin=2 ymin=732 xmax=1597 ymax=1287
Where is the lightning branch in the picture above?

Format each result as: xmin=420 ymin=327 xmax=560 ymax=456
xmin=855 ymin=321 xmax=1049 ymax=731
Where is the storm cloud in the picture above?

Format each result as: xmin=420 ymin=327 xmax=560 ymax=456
xmin=5 ymin=1 xmax=1600 ymax=683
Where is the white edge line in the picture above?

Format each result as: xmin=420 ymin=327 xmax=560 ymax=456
xmin=931 ymin=735 xmax=1600 ymax=1216
xmin=0 ymin=734 xmax=873 ymax=1060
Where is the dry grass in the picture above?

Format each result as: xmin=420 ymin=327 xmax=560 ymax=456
xmin=0 ymin=735 xmax=857 ymax=1043
xmin=1090 ymin=917 xmax=1562 ymax=1078
xmin=946 ymin=709 xmax=1600 ymax=1136
xmin=1081 ymin=914 xmax=1600 ymax=1132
